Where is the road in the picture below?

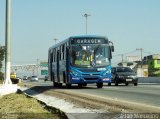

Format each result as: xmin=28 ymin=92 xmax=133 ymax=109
xmin=70 ymin=83 xmax=160 ymax=107
xmin=23 ymin=79 xmax=160 ymax=112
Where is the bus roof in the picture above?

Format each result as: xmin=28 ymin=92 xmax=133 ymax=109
xmin=49 ymin=35 xmax=108 ymax=50
xmin=69 ymin=35 xmax=107 ymax=39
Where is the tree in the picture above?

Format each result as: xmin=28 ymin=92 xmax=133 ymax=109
xmin=0 ymin=45 xmax=5 ymax=80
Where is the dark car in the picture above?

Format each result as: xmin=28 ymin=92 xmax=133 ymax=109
xmin=111 ymin=67 xmax=138 ymax=86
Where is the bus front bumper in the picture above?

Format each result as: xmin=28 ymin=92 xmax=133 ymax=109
xmin=69 ymin=76 xmax=111 ymax=84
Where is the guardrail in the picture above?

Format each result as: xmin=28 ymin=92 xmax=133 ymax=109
xmin=138 ymin=77 xmax=160 ymax=83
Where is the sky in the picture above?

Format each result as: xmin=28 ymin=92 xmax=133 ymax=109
xmin=0 ymin=0 xmax=160 ymax=66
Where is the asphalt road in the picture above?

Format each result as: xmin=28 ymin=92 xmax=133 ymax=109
xmin=71 ymin=83 xmax=160 ymax=108
xmin=24 ymin=79 xmax=160 ymax=109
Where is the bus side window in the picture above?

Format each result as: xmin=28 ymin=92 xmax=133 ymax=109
xmin=53 ymin=49 xmax=56 ymax=62
xmin=59 ymin=46 xmax=62 ymax=60
xmin=62 ymin=44 xmax=65 ymax=60
xmin=50 ymin=50 xmax=53 ymax=63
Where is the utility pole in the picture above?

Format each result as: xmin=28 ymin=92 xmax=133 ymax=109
xmin=4 ymin=0 xmax=12 ymax=84
xmin=136 ymin=48 xmax=143 ymax=68
xmin=0 ymin=0 xmax=17 ymax=96
xmin=37 ymin=59 xmax=39 ymax=77
xmin=83 ymin=13 xmax=91 ymax=34
xmin=121 ymin=54 xmax=124 ymax=62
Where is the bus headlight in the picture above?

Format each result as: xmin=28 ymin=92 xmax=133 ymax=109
xmin=102 ymin=69 xmax=111 ymax=76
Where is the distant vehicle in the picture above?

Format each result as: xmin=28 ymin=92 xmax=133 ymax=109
xmin=30 ymin=76 xmax=38 ymax=81
xmin=10 ymin=72 xmax=20 ymax=84
xmin=44 ymin=75 xmax=49 ymax=81
xmin=23 ymin=76 xmax=28 ymax=80
xmin=145 ymin=54 xmax=160 ymax=77
xmin=111 ymin=67 xmax=138 ymax=86
xmin=10 ymin=72 xmax=16 ymax=79
xmin=48 ymin=35 xmax=114 ymax=88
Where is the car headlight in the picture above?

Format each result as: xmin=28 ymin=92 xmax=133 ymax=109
xmin=70 ymin=69 xmax=81 ymax=76
xmin=102 ymin=69 xmax=111 ymax=76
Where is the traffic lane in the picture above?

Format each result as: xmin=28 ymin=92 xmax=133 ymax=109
xmin=65 ymin=83 xmax=160 ymax=108
xmin=23 ymin=80 xmax=160 ymax=107
xmin=22 ymin=81 xmax=160 ymax=113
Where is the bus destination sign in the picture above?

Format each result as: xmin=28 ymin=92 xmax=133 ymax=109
xmin=71 ymin=38 xmax=108 ymax=44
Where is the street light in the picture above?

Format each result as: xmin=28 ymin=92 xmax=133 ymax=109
xmin=83 ymin=13 xmax=91 ymax=34
xmin=37 ymin=59 xmax=39 ymax=77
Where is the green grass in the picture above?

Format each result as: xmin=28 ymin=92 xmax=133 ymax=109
xmin=0 ymin=92 xmax=67 ymax=119
xmin=0 ymin=79 xmax=3 ymax=84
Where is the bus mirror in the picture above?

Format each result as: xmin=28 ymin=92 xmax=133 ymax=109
xmin=111 ymin=46 xmax=114 ymax=52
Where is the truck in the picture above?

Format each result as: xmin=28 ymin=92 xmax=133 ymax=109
xmin=10 ymin=72 xmax=21 ymax=84
xmin=146 ymin=54 xmax=160 ymax=77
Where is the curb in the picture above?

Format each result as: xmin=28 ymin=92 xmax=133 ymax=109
xmin=17 ymin=89 xmax=68 ymax=119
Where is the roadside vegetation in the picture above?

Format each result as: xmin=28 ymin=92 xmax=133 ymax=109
xmin=0 ymin=91 xmax=67 ymax=119
xmin=0 ymin=45 xmax=5 ymax=81
xmin=0 ymin=79 xmax=3 ymax=84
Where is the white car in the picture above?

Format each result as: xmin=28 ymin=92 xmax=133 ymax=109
xmin=23 ymin=76 xmax=28 ymax=80
xmin=30 ymin=76 xmax=38 ymax=81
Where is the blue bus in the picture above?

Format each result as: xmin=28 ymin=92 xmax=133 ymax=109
xmin=48 ymin=35 xmax=114 ymax=88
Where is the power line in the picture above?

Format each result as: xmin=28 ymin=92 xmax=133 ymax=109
xmin=113 ymin=50 xmax=137 ymax=57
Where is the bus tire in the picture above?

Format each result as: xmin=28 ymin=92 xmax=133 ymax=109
xmin=78 ymin=84 xmax=83 ymax=88
xmin=66 ymin=83 xmax=71 ymax=89
xmin=53 ymin=82 xmax=58 ymax=87
xmin=82 ymin=83 xmax=87 ymax=86
xmin=97 ymin=82 xmax=103 ymax=88
xmin=58 ymin=83 xmax=62 ymax=87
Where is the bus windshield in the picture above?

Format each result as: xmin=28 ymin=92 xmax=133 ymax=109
xmin=71 ymin=44 xmax=110 ymax=67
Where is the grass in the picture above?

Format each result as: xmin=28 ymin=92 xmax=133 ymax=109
xmin=0 ymin=79 xmax=3 ymax=84
xmin=0 ymin=91 xmax=67 ymax=119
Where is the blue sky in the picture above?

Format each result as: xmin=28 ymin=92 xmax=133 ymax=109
xmin=0 ymin=0 xmax=160 ymax=65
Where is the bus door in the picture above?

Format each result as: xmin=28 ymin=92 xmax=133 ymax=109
xmin=49 ymin=52 xmax=53 ymax=81
xmin=66 ymin=47 xmax=70 ymax=83
xmin=57 ymin=50 xmax=60 ymax=82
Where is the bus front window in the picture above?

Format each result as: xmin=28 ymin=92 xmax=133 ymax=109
xmin=71 ymin=44 xmax=110 ymax=67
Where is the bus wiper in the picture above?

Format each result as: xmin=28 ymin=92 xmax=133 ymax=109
xmin=94 ymin=45 xmax=101 ymax=53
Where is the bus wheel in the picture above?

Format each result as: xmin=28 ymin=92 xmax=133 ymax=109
xmin=82 ymin=83 xmax=87 ymax=86
xmin=53 ymin=82 xmax=58 ymax=87
xmin=97 ymin=83 xmax=103 ymax=88
xmin=58 ymin=83 xmax=62 ymax=88
xmin=66 ymin=83 xmax=71 ymax=89
xmin=108 ymin=82 xmax=111 ymax=86
xmin=78 ymin=84 xmax=83 ymax=88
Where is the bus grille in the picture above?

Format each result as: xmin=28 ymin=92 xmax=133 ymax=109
xmin=84 ymin=78 xmax=98 ymax=80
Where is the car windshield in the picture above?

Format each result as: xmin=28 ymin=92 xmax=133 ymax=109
xmin=71 ymin=44 xmax=110 ymax=67
xmin=32 ymin=76 xmax=37 ymax=78
xmin=116 ymin=67 xmax=133 ymax=72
